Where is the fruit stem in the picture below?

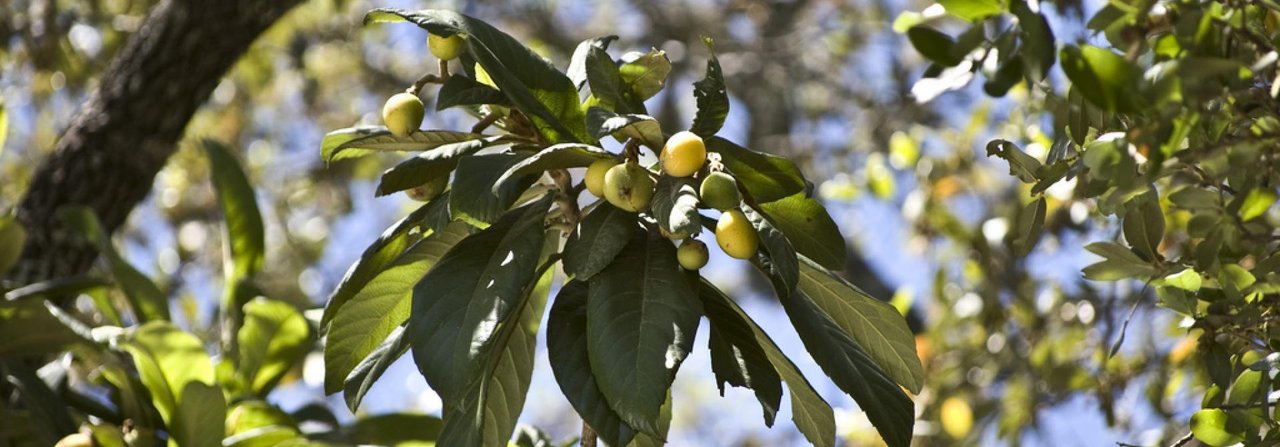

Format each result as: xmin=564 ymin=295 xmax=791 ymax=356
xmin=622 ymin=139 xmax=641 ymax=163
xmin=471 ymin=113 xmax=501 ymax=134
xmin=549 ymin=169 xmax=582 ymax=227
xmin=581 ymin=423 xmax=598 ymax=447
xmin=438 ymin=59 xmax=451 ymax=81
xmin=407 ymin=72 xmax=444 ymax=95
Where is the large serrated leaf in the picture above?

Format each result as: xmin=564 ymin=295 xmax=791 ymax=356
xmin=437 ymin=75 xmax=510 ymax=111
xmin=320 ymin=126 xmax=382 ymax=163
xmin=650 ymin=175 xmax=702 ymax=237
xmin=331 ymin=130 xmax=488 ymax=162
xmin=1059 ymin=44 xmax=1142 ymax=113
xmin=123 ymin=322 xmax=215 ymax=423
xmin=563 ymin=202 xmax=637 ymax=280
xmin=547 ymin=281 xmax=637 ymax=446
xmin=586 ymin=227 xmax=702 ymax=435
xmin=238 ymin=299 xmax=313 ymax=395
xmin=375 ymin=136 xmax=499 ymax=196
xmin=744 ymin=206 xmax=800 ymax=297
xmin=758 ymin=193 xmax=846 ymax=270
xmin=568 ymin=36 xmax=619 ymax=90
xmin=797 ymin=258 xmax=923 ymax=393
xmin=204 ymin=140 xmax=265 ymax=280
xmin=698 ymin=280 xmax=835 ymax=447
xmin=365 ymin=9 xmax=591 ymax=144
xmin=450 ymin=153 xmax=541 ymax=227
xmin=169 ymin=382 xmax=226 ymax=447
xmin=585 ymin=45 xmax=646 ymax=114
xmin=705 ymin=137 xmax=807 ymax=203
xmin=702 ymin=285 xmax=783 ymax=426
xmin=342 ymin=326 xmax=409 ymax=411
xmin=585 ymin=108 xmax=665 ymax=149
xmin=324 ymin=222 xmax=468 ymax=394
xmin=619 ymin=49 xmax=672 ymax=101
xmin=492 ymin=143 xmax=613 ymax=193
xmin=690 ymin=38 xmax=729 ymax=137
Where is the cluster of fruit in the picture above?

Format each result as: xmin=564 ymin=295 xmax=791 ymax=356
xmin=584 ymin=131 xmax=759 ymax=271
xmin=378 ymin=32 xmax=760 ymax=273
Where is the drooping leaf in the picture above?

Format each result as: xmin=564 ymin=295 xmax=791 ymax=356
xmin=585 ymin=45 xmax=646 ymax=114
xmin=1012 ymin=0 xmax=1056 ymax=81
xmin=346 ymin=413 xmax=443 ymax=445
xmin=1013 ymin=197 xmax=1047 ymax=257
xmin=744 ymin=205 xmax=799 ymax=297
xmin=690 ymin=37 xmax=729 ymax=137
xmin=568 ymin=36 xmax=619 ymax=90
xmin=758 ymin=193 xmax=846 ymax=270
xmin=0 ymin=299 xmax=94 ymax=358
xmin=59 ymin=206 xmax=169 ymax=322
xmin=618 ymin=49 xmax=672 ymax=101
xmin=586 ymin=227 xmax=702 ymax=435
xmin=408 ymin=195 xmax=552 ymax=404
xmin=365 ymin=9 xmax=591 ymax=144
xmin=1122 ymin=191 xmax=1164 ymax=261
xmin=1 ymin=359 xmax=77 ymax=442
xmin=238 ymin=298 xmax=314 ymax=395
xmin=492 ymin=143 xmax=613 ymax=193
xmin=450 ymin=153 xmax=541 ymax=227
xmin=585 ymin=108 xmax=665 ymax=149
xmin=0 ymin=216 xmax=26 ymax=276
xmin=1082 ymin=241 xmax=1157 ymax=280
xmin=938 ymin=0 xmax=1003 ymax=21
xmin=650 ymin=175 xmax=702 ymax=238
xmin=375 ymin=136 xmax=502 ymax=196
xmin=701 ymin=287 xmax=783 ymax=426
xmin=169 ymin=382 xmax=226 ymax=447
xmin=437 ymin=75 xmax=511 ymax=111
xmin=342 ymin=326 xmax=409 ymax=411
xmin=797 ymin=257 xmax=924 ymax=393
xmin=324 ymin=222 xmax=468 ymax=394
xmin=320 ymin=126 xmax=382 ymax=163
xmin=705 ymin=137 xmax=807 ymax=203
xmin=547 ymin=281 xmax=638 ymax=446
xmin=204 ymin=139 xmax=266 ymax=281
xmin=698 ymin=280 xmax=835 ymax=447
xmin=563 ymin=202 xmax=637 ymax=280
xmin=986 ymin=139 xmax=1043 ymax=183
xmin=907 ymin=26 xmax=961 ymax=66
xmin=1059 ymin=44 xmax=1142 ymax=113
xmin=122 ymin=321 xmax=215 ymax=423
xmin=331 ymin=130 xmax=489 ymax=162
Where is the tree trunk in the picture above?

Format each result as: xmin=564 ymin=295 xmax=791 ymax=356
xmin=10 ymin=0 xmax=302 ymax=285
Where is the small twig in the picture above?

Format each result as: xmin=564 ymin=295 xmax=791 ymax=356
xmin=438 ymin=59 xmax=451 ymax=81
xmin=549 ymin=169 xmax=582 ymax=227
xmin=1169 ymin=432 xmax=1194 ymax=447
xmin=407 ymin=73 xmax=445 ymax=95
xmin=581 ymin=422 xmax=598 ymax=447
xmin=622 ymin=139 xmax=642 ymax=163
xmin=471 ymin=113 xmax=501 ymax=134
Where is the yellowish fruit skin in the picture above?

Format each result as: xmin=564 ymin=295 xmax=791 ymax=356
xmin=939 ymin=396 xmax=974 ymax=439
xmin=429 ymin=33 xmax=465 ymax=60
xmin=406 ymin=175 xmax=449 ymax=202
xmin=382 ymin=93 xmax=425 ymax=137
xmin=699 ymin=171 xmax=741 ymax=210
xmin=55 ymin=433 xmax=92 ymax=447
xmin=585 ymin=158 xmax=619 ymax=197
xmin=715 ymin=209 xmax=758 ymax=259
xmin=603 ymin=162 xmax=655 ymax=212
xmin=677 ymin=240 xmax=709 ymax=270
xmin=661 ymin=131 xmax=707 ymax=177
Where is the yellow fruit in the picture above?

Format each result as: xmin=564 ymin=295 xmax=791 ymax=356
xmin=677 ymin=239 xmax=709 ymax=270
xmin=660 ymin=131 xmax=706 ymax=177
xmin=55 ymin=433 xmax=92 ymax=447
xmin=382 ymin=93 xmax=424 ymax=137
xmin=405 ymin=175 xmax=449 ymax=202
xmin=429 ymin=33 xmax=465 ymax=60
xmin=603 ymin=162 xmax=655 ymax=212
xmin=939 ymin=396 xmax=973 ymax=439
xmin=699 ymin=172 xmax=741 ymax=210
xmin=715 ymin=209 xmax=758 ymax=259
xmin=585 ymin=158 xmax=620 ymax=197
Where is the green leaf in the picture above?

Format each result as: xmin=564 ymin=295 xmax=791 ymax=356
xmin=450 ymin=153 xmax=541 ymax=227
xmin=619 ymin=49 xmax=672 ymax=101
xmin=650 ymin=175 xmax=702 ymax=238
xmin=204 ymin=140 xmax=265 ymax=281
xmin=781 ymin=283 xmax=915 ymax=447
xmin=698 ymin=280 xmax=835 ymax=447
xmin=1122 ymin=192 xmax=1164 ymax=261
xmin=437 ymin=75 xmax=511 ymax=111
xmin=1013 ymin=197 xmax=1047 ymax=257
xmin=1059 ymin=44 xmax=1142 ymax=113
xmin=690 ymin=37 xmax=729 ymax=137
xmin=321 ymin=201 xmax=439 ymax=331
xmin=375 ymin=135 xmax=507 ymax=198
xmin=568 ymin=36 xmax=619 ymax=90
xmin=436 ymin=263 xmax=555 ymax=447
xmin=331 ymin=130 xmax=489 ymax=162
xmin=366 ymin=9 xmax=590 ymax=144
xmin=1 ymin=359 xmax=77 ymax=442
xmin=939 ymin=0 xmax=1003 ymax=21
xmin=0 ymin=299 xmax=94 ymax=358
xmin=1082 ymin=241 xmax=1156 ymax=280
xmin=0 ymin=216 xmax=26 ymax=276
xmin=324 ymin=222 xmax=468 ymax=394
xmin=795 ymin=257 xmax=922 ymax=395
xmin=320 ymin=126 xmax=383 ymax=163
xmin=744 ymin=205 xmax=799 ymax=297
xmin=342 ymin=326 xmax=409 ymax=411
xmin=702 ymin=283 xmax=783 ymax=426
xmin=585 ymin=108 xmax=665 ymax=149
xmin=493 ymin=143 xmax=613 ymax=193
xmin=758 ymin=193 xmax=846 ymax=270
xmin=1191 ymin=409 xmax=1246 ymax=447
xmin=705 ymin=137 xmax=807 ymax=203
xmin=1239 ymin=187 xmax=1277 ymax=221
xmin=169 ymin=382 xmax=226 ymax=447
xmin=122 ymin=321 xmax=215 ymax=423
xmin=546 ymin=281 xmax=638 ymax=446
xmin=907 ymin=27 xmax=961 ymax=66
xmin=59 ymin=206 xmax=169 ymax=322
xmin=225 ymin=400 xmax=298 ymax=437
xmin=346 ymin=413 xmax=443 ymax=445
xmin=986 ymin=140 xmax=1042 ymax=183
xmin=408 ymin=195 xmax=552 ymax=405
xmin=586 ymin=45 xmax=646 ymax=114
xmin=1164 ymin=268 xmax=1202 ymax=292
xmin=238 ymin=299 xmax=313 ymax=395
xmin=563 ymin=202 xmax=637 ymax=280
xmin=587 ymin=227 xmax=702 ymax=435
xmin=1012 ymin=1 xmax=1056 ymax=81
xmin=0 ymin=100 xmax=7 ymax=159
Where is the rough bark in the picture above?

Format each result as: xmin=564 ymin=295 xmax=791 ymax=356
xmin=10 ymin=0 xmax=302 ymax=284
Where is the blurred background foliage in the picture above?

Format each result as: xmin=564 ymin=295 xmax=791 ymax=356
xmin=4 ymin=0 xmax=1273 ymax=445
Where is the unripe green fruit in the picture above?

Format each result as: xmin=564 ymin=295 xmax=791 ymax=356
xmin=55 ymin=433 xmax=92 ymax=447
xmin=661 ymin=131 xmax=706 ymax=177
xmin=715 ymin=209 xmax=759 ymax=259
xmin=405 ymin=175 xmax=449 ymax=202
xmin=677 ymin=239 xmax=709 ymax=270
xmin=382 ymin=93 xmax=425 ymax=137
xmin=603 ymin=162 xmax=655 ymax=212
xmin=699 ymin=172 xmax=741 ymax=210
xmin=585 ymin=158 xmax=619 ymax=197
xmin=429 ymin=33 xmax=465 ymax=60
